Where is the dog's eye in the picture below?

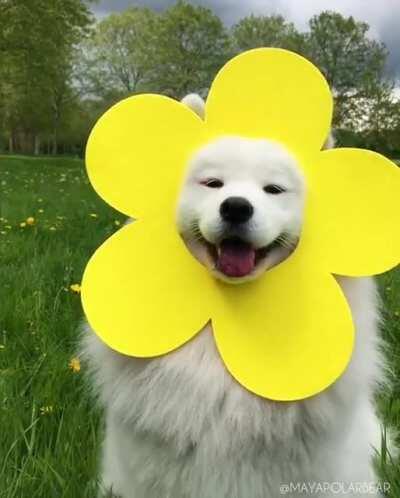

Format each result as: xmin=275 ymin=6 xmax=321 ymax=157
xmin=201 ymin=178 xmax=224 ymax=188
xmin=263 ymin=184 xmax=286 ymax=194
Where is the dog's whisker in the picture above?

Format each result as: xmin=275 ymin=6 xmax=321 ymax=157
xmin=275 ymin=233 xmax=298 ymax=250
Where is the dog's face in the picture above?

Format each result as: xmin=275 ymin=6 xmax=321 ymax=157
xmin=177 ymin=136 xmax=306 ymax=283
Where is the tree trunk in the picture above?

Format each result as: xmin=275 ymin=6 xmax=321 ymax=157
xmin=8 ymin=135 xmax=13 ymax=154
xmin=34 ymin=135 xmax=41 ymax=155
xmin=52 ymin=129 xmax=58 ymax=155
xmin=52 ymin=97 xmax=61 ymax=156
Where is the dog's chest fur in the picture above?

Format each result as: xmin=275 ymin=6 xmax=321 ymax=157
xmin=82 ymin=276 xmax=382 ymax=498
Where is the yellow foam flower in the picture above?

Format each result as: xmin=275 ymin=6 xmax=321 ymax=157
xmin=82 ymin=49 xmax=400 ymax=401
xmin=26 ymin=217 xmax=35 ymax=225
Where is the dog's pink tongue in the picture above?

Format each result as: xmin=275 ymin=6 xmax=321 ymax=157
xmin=217 ymin=239 xmax=256 ymax=277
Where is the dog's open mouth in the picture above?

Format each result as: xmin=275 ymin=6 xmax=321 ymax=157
xmin=204 ymin=236 xmax=287 ymax=279
xmin=180 ymin=224 xmax=298 ymax=281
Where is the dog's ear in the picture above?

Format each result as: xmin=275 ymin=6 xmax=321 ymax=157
xmin=323 ymin=132 xmax=335 ymax=150
xmin=181 ymin=93 xmax=205 ymax=119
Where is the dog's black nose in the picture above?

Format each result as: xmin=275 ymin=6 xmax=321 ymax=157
xmin=220 ymin=197 xmax=254 ymax=224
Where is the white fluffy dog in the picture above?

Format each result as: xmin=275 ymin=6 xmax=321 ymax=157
xmin=82 ymin=94 xmax=383 ymax=498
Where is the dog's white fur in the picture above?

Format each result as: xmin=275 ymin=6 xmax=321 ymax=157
xmin=81 ymin=94 xmax=383 ymax=497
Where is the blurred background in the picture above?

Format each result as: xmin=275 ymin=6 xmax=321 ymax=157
xmin=1 ymin=0 xmax=400 ymax=158
xmin=0 ymin=2 xmax=399 ymax=497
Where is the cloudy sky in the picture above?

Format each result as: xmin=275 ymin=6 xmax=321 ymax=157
xmin=92 ymin=0 xmax=400 ymax=80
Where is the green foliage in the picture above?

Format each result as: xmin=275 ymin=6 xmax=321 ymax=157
xmin=360 ymin=86 xmax=400 ymax=156
xmin=334 ymin=81 xmax=400 ymax=157
xmin=0 ymin=2 xmax=399 ymax=156
xmin=83 ymin=1 xmax=231 ymax=100
xmin=80 ymin=7 xmax=159 ymax=99
xmin=305 ymin=11 xmax=387 ymax=94
xmin=0 ymin=0 xmax=94 ymax=154
xmin=232 ymin=14 xmax=306 ymax=53
xmin=376 ymin=275 xmax=400 ymax=496
xmin=152 ymin=1 xmax=231 ymax=97
xmin=304 ymin=11 xmax=392 ymax=131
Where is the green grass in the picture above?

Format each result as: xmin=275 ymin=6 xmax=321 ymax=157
xmin=0 ymin=155 xmax=125 ymax=497
xmin=0 ymin=155 xmax=399 ymax=497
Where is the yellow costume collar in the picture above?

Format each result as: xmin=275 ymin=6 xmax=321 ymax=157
xmin=82 ymin=49 xmax=400 ymax=401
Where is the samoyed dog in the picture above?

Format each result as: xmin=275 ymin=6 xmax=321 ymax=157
xmin=82 ymin=94 xmax=383 ymax=498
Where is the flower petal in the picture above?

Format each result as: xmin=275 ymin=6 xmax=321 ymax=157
xmin=86 ymin=95 xmax=208 ymax=219
xmin=205 ymin=48 xmax=333 ymax=161
xmin=212 ymin=254 xmax=354 ymax=401
xmin=82 ymin=221 xmax=214 ymax=356
xmin=307 ymin=148 xmax=400 ymax=276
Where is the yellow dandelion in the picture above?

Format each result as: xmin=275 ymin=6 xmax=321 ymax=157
xmin=40 ymin=405 xmax=54 ymax=415
xmin=70 ymin=283 xmax=81 ymax=294
xmin=26 ymin=217 xmax=35 ymax=225
xmin=69 ymin=357 xmax=81 ymax=373
xmin=20 ymin=222 xmax=26 ymax=228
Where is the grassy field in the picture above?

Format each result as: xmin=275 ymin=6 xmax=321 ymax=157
xmin=0 ymin=155 xmax=399 ymax=497
xmin=0 ymin=155 xmax=125 ymax=497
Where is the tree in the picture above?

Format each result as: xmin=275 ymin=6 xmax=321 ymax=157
xmin=354 ymin=85 xmax=400 ymax=155
xmin=306 ymin=11 xmax=387 ymax=93
xmin=304 ymin=11 xmax=388 ymax=127
xmin=335 ymin=84 xmax=400 ymax=158
xmin=1 ymin=3 xmax=396 ymax=157
xmin=0 ymin=0 xmax=93 ymax=154
xmin=152 ymin=1 xmax=231 ymax=97
xmin=80 ymin=7 xmax=159 ymax=100
xmin=232 ymin=14 xmax=306 ymax=53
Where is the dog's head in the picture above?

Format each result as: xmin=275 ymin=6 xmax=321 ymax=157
xmin=177 ymin=94 xmax=309 ymax=283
